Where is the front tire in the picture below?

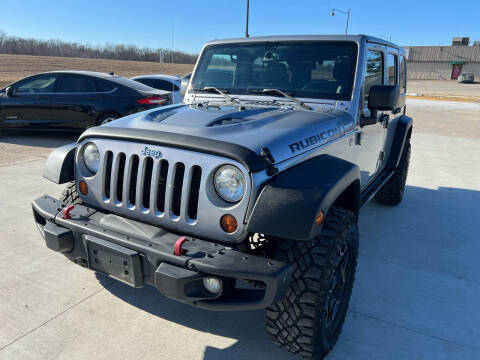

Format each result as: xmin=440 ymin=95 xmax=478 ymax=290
xmin=265 ymin=207 xmax=359 ymax=359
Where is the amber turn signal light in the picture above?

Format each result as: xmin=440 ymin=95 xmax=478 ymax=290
xmin=220 ymin=214 xmax=238 ymax=233
xmin=79 ymin=181 xmax=88 ymax=196
xmin=315 ymin=211 xmax=324 ymax=225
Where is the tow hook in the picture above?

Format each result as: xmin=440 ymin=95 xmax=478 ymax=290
xmin=174 ymin=236 xmax=188 ymax=256
xmin=62 ymin=204 xmax=75 ymax=219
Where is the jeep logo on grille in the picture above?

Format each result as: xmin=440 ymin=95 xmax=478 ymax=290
xmin=141 ymin=146 xmax=162 ymax=159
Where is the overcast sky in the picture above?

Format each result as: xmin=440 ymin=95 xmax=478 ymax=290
xmin=1 ymin=0 xmax=479 ymax=53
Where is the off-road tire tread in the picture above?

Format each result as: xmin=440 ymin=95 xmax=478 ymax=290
xmin=375 ymin=141 xmax=411 ymax=205
xmin=60 ymin=182 xmax=83 ymax=205
xmin=265 ymin=207 xmax=359 ymax=359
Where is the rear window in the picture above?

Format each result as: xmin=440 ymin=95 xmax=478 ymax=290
xmin=96 ymin=78 xmax=118 ymax=92
xmin=399 ymin=55 xmax=406 ymax=92
xmin=57 ymin=75 xmax=97 ymax=93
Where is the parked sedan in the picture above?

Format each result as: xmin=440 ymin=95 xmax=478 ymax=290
xmin=0 ymin=71 xmax=171 ymax=131
xmin=131 ymin=74 xmax=183 ymax=103
xmin=458 ymin=72 xmax=475 ymax=84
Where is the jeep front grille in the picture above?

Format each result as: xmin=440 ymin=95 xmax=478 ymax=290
xmin=76 ymin=139 xmax=251 ymax=243
xmin=102 ymin=151 xmax=201 ymax=220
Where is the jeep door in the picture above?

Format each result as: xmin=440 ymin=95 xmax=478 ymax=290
xmin=1 ymin=74 xmax=58 ymax=129
xmin=356 ymin=44 xmax=388 ymax=187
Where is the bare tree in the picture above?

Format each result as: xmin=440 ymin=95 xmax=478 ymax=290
xmin=0 ymin=30 xmax=198 ymax=64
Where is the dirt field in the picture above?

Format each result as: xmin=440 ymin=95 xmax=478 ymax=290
xmin=0 ymin=54 xmax=195 ymax=87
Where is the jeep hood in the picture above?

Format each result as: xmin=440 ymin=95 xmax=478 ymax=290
xmin=93 ymin=104 xmax=355 ymax=168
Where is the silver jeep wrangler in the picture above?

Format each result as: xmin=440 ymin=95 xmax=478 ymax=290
xmin=33 ymin=35 xmax=412 ymax=359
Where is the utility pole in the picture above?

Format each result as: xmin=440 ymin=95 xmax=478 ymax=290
xmin=245 ymin=0 xmax=250 ymax=37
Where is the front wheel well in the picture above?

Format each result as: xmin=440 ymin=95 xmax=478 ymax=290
xmin=331 ymin=180 xmax=360 ymax=221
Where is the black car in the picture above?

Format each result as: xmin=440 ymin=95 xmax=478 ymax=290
xmin=0 ymin=71 xmax=171 ymax=131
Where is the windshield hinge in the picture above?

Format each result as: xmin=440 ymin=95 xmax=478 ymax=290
xmin=259 ymin=148 xmax=278 ymax=176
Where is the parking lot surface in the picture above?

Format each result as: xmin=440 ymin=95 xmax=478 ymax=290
xmin=408 ymin=80 xmax=480 ymax=101
xmin=0 ymin=99 xmax=479 ymax=359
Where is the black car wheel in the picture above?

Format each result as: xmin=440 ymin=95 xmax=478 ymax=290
xmin=97 ymin=113 xmax=119 ymax=126
xmin=265 ymin=207 xmax=359 ymax=359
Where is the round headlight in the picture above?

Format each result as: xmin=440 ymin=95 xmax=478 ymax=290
xmin=214 ymin=165 xmax=246 ymax=203
xmin=82 ymin=143 xmax=100 ymax=174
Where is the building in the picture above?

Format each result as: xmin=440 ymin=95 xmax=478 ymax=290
xmin=404 ymin=37 xmax=480 ymax=81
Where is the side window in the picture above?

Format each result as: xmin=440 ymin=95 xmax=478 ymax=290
xmin=137 ymin=79 xmax=179 ymax=92
xmin=154 ymin=80 xmax=179 ymax=92
xmin=364 ymin=50 xmax=384 ymax=105
xmin=399 ymin=55 xmax=407 ymax=93
xmin=16 ymin=75 xmax=58 ymax=94
xmin=387 ymin=53 xmax=398 ymax=85
xmin=57 ymin=75 xmax=97 ymax=93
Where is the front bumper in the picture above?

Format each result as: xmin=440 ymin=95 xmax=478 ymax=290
xmin=32 ymin=195 xmax=292 ymax=310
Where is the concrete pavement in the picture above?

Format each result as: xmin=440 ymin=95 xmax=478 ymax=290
xmin=0 ymin=99 xmax=479 ymax=359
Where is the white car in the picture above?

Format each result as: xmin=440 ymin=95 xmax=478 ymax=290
xmin=458 ymin=72 xmax=475 ymax=84
xmin=131 ymin=75 xmax=183 ymax=103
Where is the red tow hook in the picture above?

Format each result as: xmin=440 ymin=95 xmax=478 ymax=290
xmin=63 ymin=205 xmax=75 ymax=219
xmin=174 ymin=236 xmax=187 ymax=256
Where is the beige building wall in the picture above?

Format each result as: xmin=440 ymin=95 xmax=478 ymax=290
xmin=407 ymin=62 xmax=453 ymax=80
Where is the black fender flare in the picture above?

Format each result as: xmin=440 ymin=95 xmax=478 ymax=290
xmin=245 ymin=155 xmax=360 ymax=240
xmin=386 ymin=115 xmax=413 ymax=169
xmin=43 ymin=143 xmax=76 ymax=184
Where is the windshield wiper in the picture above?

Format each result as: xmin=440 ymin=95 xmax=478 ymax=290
xmin=194 ymin=86 xmax=240 ymax=104
xmin=247 ymin=88 xmax=312 ymax=110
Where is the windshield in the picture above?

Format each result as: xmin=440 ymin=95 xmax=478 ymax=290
xmin=191 ymin=41 xmax=358 ymax=101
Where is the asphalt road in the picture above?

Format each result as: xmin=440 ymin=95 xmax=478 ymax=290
xmin=0 ymin=99 xmax=479 ymax=359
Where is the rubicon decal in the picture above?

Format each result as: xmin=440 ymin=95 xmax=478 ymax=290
xmin=289 ymin=126 xmax=342 ymax=153
xmin=141 ymin=146 xmax=162 ymax=159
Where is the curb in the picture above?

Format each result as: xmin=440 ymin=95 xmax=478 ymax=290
xmin=406 ymin=95 xmax=479 ymax=103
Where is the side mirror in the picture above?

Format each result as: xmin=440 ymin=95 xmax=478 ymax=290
xmin=368 ymin=85 xmax=399 ymax=111
xmin=180 ymin=73 xmax=192 ymax=98
xmin=361 ymin=85 xmax=400 ymax=127
xmin=5 ymin=86 xmax=13 ymax=97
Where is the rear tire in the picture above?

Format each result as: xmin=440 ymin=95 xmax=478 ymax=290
xmin=60 ymin=182 xmax=83 ymax=205
xmin=375 ymin=140 xmax=411 ymax=205
xmin=265 ymin=207 xmax=359 ymax=359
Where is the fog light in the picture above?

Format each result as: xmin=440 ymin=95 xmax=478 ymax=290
xmin=79 ymin=181 xmax=88 ymax=196
xmin=203 ymin=277 xmax=222 ymax=294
